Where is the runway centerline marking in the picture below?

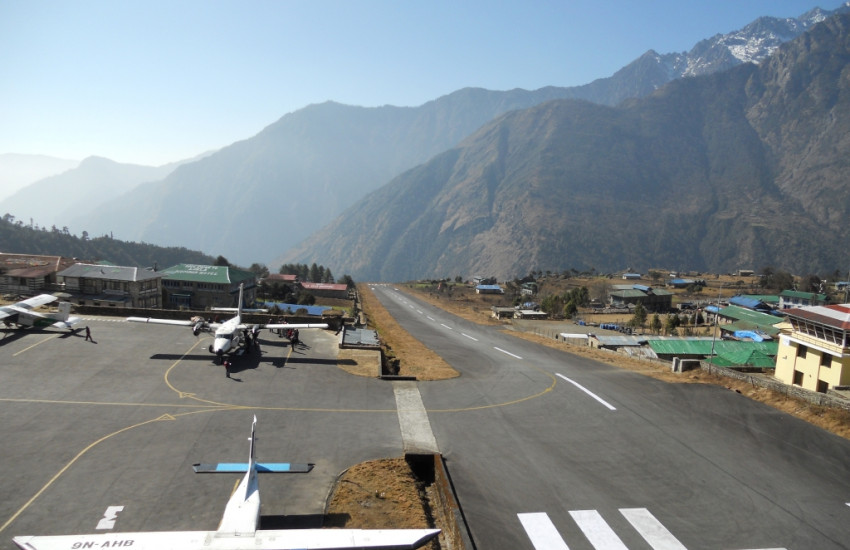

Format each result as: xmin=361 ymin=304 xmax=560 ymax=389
xmin=462 ymin=333 xmax=478 ymax=341
xmin=440 ymin=323 xmax=453 ymax=330
xmin=494 ymin=347 xmax=522 ymax=359
xmin=556 ymin=373 xmax=616 ymax=411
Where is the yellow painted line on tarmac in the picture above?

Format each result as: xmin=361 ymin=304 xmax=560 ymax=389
xmin=0 ymin=397 xmax=226 ymax=409
xmin=0 ymin=407 xmax=243 ymax=535
xmin=12 ymin=334 xmax=59 ymax=356
xmin=162 ymin=337 xmax=234 ymax=407
xmin=0 ymin=415 xmax=173 ymax=535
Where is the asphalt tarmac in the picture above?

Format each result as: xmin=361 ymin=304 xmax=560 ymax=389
xmin=371 ymin=285 xmax=850 ymax=550
xmin=0 ymin=318 xmax=405 ymax=547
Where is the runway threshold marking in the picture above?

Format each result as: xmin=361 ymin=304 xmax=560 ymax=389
xmin=556 ymin=373 xmax=616 ymax=411
xmin=518 ymin=513 xmax=569 ymax=550
xmin=569 ymin=510 xmax=628 ymax=549
xmin=620 ymin=508 xmax=687 ymax=549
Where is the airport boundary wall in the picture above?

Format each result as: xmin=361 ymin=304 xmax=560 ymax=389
xmin=699 ymin=361 xmax=850 ymax=411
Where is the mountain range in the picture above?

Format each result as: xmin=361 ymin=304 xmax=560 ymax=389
xmin=281 ymin=12 xmax=850 ymax=281
xmin=2 ymin=4 xmax=848 ymax=278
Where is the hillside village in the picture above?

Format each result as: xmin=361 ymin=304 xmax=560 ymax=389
xmin=407 ymin=270 xmax=850 ymax=408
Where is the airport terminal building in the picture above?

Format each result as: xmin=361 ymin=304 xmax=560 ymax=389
xmin=159 ymin=264 xmax=257 ymax=310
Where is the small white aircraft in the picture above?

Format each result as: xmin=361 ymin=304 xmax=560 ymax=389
xmin=0 ymin=294 xmax=80 ymax=330
xmin=13 ymin=416 xmax=440 ymax=550
xmin=127 ymin=284 xmax=327 ymax=363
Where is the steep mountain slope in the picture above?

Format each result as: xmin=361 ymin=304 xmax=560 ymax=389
xmin=69 ymin=5 xmax=850 ymax=266
xmin=281 ymin=13 xmax=850 ymax=281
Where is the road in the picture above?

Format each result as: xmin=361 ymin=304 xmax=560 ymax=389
xmin=371 ymin=284 xmax=850 ymax=550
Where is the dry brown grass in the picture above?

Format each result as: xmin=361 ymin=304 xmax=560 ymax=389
xmin=357 ymin=283 xmax=459 ymax=381
xmin=326 ymin=458 xmax=441 ymax=549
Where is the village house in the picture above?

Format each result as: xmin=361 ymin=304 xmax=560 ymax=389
xmin=299 ymin=281 xmax=351 ymax=300
xmin=476 ymin=284 xmax=504 ymax=295
xmin=58 ymin=263 xmax=162 ymax=308
xmin=0 ymin=253 xmax=77 ymax=296
xmin=778 ymin=290 xmax=827 ymax=310
xmin=608 ymin=284 xmax=673 ymax=312
xmin=774 ymin=304 xmax=850 ymax=393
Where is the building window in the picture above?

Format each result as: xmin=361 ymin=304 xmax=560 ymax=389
xmin=816 ymin=380 xmax=829 ymax=393
xmin=793 ymin=370 xmax=804 ymax=386
xmin=796 ymin=345 xmax=807 ymax=359
xmin=820 ymin=353 xmax=832 ymax=368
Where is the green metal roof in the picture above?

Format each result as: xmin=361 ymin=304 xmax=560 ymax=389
xmin=780 ymin=290 xmax=827 ymax=301
xmin=160 ymin=264 xmax=255 ymax=284
xmin=647 ymin=339 xmax=778 ymax=357
xmin=718 ymin=305 xmax=784 ymax=327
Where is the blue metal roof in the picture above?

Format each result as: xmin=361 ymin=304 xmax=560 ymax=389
xmin=261 ymin=302 xmax=331 ymax=316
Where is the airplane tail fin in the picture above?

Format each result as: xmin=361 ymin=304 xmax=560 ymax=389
xmin=237 ymin=283 xmax=244 ymax=318
xmin=56 ymin=302 xmax=72 ymax=321
xmin=216 ymin=414 xmax=261 ymax=535
xmin=248 ymin=414 xmax=257 ymax=471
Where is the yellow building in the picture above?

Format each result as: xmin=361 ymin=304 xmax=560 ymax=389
xmin=774 ymin=304 xmax=850 ymax=393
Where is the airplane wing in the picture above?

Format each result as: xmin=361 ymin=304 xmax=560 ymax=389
xmin=14 ymin=294 xmax=58 ymax=310
xmin=126 ymin=317 xmax=197 ymax=327
xmin=260 ymin=323 xmax=329 ymax=330
xmin=13 ymin=528 xmax=441 ymax=550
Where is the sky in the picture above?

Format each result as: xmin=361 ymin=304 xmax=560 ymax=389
xmin=1 ymin=0 xmax=845 ymax=166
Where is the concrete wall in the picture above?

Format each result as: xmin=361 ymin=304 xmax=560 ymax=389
xmin=700 ymin=361 xmax=850 ymax=411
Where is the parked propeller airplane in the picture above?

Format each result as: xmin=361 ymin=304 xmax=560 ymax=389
xmin=127 ymin=284 xmax=327 ymax=363
xmin=0 ymin=294 xmax=80 ymax=330
xmin=13 ymin=416 xmax=440 ymax=549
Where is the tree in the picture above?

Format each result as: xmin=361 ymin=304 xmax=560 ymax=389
xmin=650 ymin=313 xmax=662 ymax=334
xmin=563 ymin=301 xmax=578 ymax=319
xmin=630 ymin=302 xmax=647 ymax=329
xmin=248 ymin=263 xmax=269 ymax=278
xmin=214 ymin=255 xmax=230 ymax=266
xmin=309 ymin=263 xmax=320 ymax=282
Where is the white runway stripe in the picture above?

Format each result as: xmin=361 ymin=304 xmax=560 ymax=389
xmin=494 ymin=346 xmax=522 ymax=359
xmin=518 ymin=513 xmax=569 ymax=550
xmin=620 ymin=508 xmax=686 ymax=550
xmin=569 ymin=510 xmax=628 ymax=549
xmin=556 ymin=374 xmax=617 ymax=411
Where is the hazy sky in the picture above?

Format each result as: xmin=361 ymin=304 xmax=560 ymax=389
xmin=1 ymin=0 xmax=843 ymax=166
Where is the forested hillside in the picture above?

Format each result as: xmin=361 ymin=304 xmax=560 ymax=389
xmin=0 ymin=215 xmax=214 ymax=268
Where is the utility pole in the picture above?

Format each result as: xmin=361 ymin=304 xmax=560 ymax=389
xmin=709 ymin=283 xmax=723 ymax=362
